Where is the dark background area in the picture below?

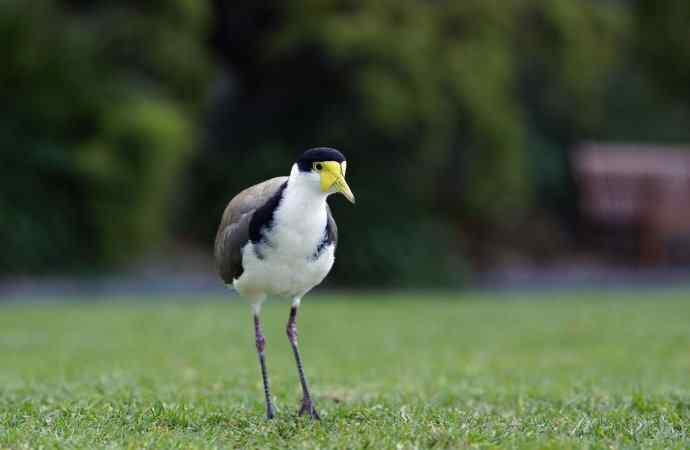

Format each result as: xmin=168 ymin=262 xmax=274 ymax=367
xmin=2 ymin=0 xmax=689 ymax=290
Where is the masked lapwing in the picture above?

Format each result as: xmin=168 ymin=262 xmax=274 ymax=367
xmin=214 ymin=147 xmax=354 ymax=420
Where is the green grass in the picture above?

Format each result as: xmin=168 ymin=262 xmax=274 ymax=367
xmin=1 ymin=290 xmax=690 ymax=449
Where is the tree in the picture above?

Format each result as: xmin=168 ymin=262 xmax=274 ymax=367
xmin=186 ymin=0 xmax=627 ymax=285
xmin=0 ymin=0 xmax=212 ymax=273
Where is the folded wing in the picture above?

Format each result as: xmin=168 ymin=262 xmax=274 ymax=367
xmin=214 ymin=176 xmax=289 ymax=283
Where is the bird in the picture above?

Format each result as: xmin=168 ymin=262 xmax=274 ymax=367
xmin=214 ymin=147 xmax=354 ymax=420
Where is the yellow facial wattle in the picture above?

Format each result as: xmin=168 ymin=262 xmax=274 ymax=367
xmin=314 ymin=161 xmax=355 ymax=203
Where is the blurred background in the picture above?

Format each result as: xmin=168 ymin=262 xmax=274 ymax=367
xmin=2 ymin=0 xmax=690 ymax=296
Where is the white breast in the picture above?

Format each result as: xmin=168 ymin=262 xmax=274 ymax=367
xmin=233 ymin=173 xmax=336 ymax=299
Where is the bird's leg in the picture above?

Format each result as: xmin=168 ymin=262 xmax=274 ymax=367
xmin=253 ymin=312 xmax=275 ymax=419
xmin=286 ymin=300 xmax=320 ymax=420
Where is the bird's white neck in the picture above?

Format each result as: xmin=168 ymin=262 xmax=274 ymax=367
xmin=263 ymin=164 xmax=329 ymax=257
xmin=284 ymin=164 xmax=330 ymax=208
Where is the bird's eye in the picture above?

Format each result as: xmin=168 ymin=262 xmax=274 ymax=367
xmin=315 ymin=163 xmax=323 ymax=171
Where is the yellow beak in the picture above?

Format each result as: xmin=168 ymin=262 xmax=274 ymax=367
xmin=319 ymin=161 xmax=355 ymax=204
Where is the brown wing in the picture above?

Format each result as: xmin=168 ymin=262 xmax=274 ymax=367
xmin=214 ymin=176 xmax=288 ymax=283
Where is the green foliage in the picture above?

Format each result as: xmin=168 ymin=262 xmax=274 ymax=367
xmin=518 ymin=0 xmax=628 ymax=135
xmin=2 ymin=0 xmax=688 ymax=281
xmin=77 ymin=98 xmax=193 ymax=262
xmin=636 ymin=0 xmax=690 ymax=101
xmin=1 ymin=291 xmax=690 ymax=448
xmin=624 ymin=0 xmax=690 ymax=144
xmin=190 ymin=0 xmax=631 ymax=285
xmin=0 ymin=0 xmax=211 ymax=272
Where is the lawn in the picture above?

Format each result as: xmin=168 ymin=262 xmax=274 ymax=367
xmin=1 ymin=290 xmax=689 ymax=449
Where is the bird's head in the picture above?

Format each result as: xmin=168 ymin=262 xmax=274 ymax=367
xmin=294 ymin=147 xmax=355 ymax=204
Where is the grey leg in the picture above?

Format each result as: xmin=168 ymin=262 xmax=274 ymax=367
xmin=254 ymin=313 xmax=275 ymax=419
xmin=286 ymin=304 xmax=320 ymax=419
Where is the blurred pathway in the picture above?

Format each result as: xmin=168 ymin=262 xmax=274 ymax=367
xmin=475 ymin=262 xmax=690 ymax=291
xmin=2 ymin=263 xmax=690 ymax=300
xmin=0 ymin=272 xmax=228 ymax=301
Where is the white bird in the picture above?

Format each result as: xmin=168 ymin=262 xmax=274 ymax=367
xmin=214 ymin=147 xmax=354 ymax=419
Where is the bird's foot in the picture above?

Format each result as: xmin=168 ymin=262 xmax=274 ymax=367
xmin=298 ymin=399 xmax=320 ymax=420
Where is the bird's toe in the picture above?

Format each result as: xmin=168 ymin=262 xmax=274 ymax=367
xmin=298 ymin=400 xmax=321 ymax=420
